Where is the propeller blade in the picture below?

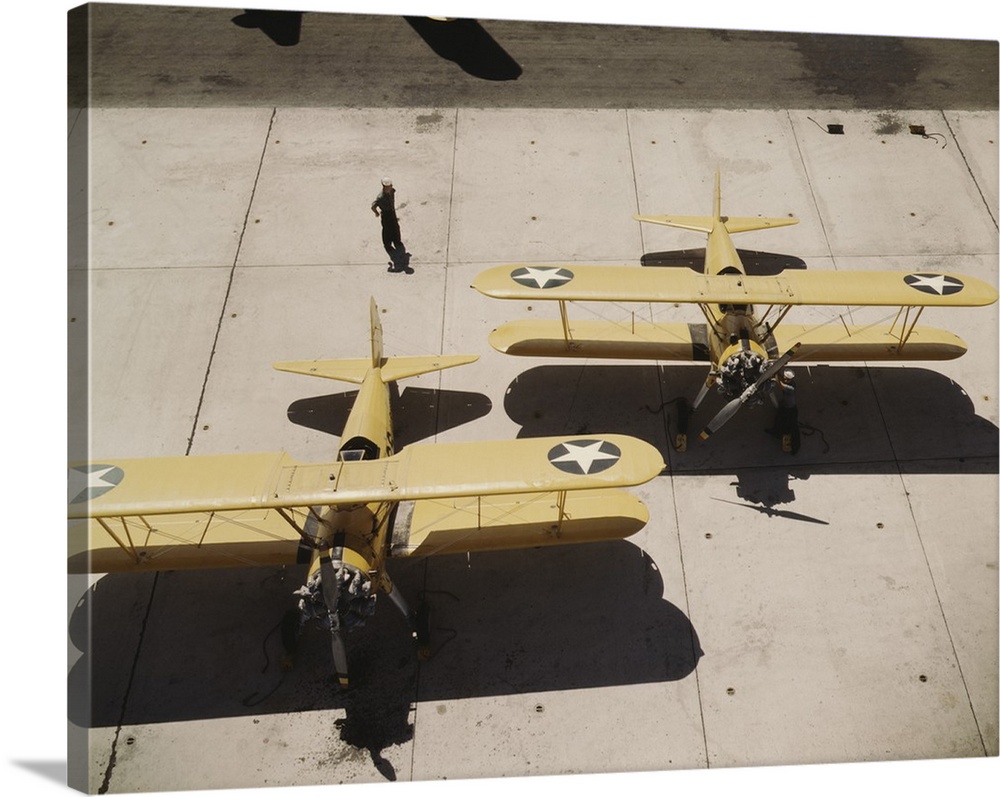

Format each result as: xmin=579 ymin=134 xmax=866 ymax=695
xmin=699 ymin=394 xmax=743 ymax=440
xmin=700 ymin=343 xmax=800 ymax=440
xmin=319 ymin=547 xmax=350 ymax=688
xmin=691 ymin=373 xmax=714 ymax=411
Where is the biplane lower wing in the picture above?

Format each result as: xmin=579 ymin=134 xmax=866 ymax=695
xmin=70 ymin=434 xmax=665 ymax=573
xmin=489 ymin=318 xmax=711 ymax=361
xmin=487 ymin=318 xmax=969 ymax=362
xmin=68 ymin=508 xmax=308 ymax=574
xmin=774 ymin=323 xmax=968 ymax=361
xmin=391 ymin=487 xmax=649 ymax=557
xmin=472 ymin=264 xmax=999 ymax=307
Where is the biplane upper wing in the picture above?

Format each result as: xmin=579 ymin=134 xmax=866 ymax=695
xmin=70 ymin=435 xmax=664 ymax=572
xmin=472 ymin=264 xmax=999 ymax=307
xmin=71 ymin=435 xmax=663 ymax=520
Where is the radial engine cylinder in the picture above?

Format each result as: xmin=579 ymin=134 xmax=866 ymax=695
xmin=716 ymin=340 xmax=770 ymax=400
xmin=295 ymin=553 xmax=378 ymax=631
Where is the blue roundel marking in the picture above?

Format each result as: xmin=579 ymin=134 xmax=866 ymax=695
xmin=511 ymin=266 xmax=575 ymax=289
xmin=547 ymin=439 xmax=622 ymax=475
xmin=69 ymin=464 xmax=124 ymax=504
xmin=904 ymin=273 xmax=964 ymax=296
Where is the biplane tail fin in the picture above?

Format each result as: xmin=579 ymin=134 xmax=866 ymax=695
xmin=634 ymin=170 xmax=798 ymax=234
xmin=369 ymin=296 xmax=384 ymax=369
xmin=273 ymin=298 xmax=478 ymax=385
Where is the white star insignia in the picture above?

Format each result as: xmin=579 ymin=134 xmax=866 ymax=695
xmin=511 ymin=266 xmax=574 ymax=289
xmin=69 ymin=464 xmax=123 ymax=504
xmin=904 ymin=273 xmax=964 ymax=296
xmin=548 ymin=439 xmax=621 ymax=475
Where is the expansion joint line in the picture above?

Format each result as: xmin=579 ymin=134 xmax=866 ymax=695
xmin=433 ymin=108 xmax=462 ymax=445
xmin=787 ymin=110 xmax=856 ymax=322
xmin=97 ymin=572 xmax=162 ymax=794
xmin=100 ymin=107 xmax=278 ymax=793
xmin=624 ymin=110 xmax=644 ymax=254
xmin=943 ymin=112 xmax=998 ymax=230
xmin=654 ymin=366 xmax=710 ymax=767
xmin=444 ymin=108 xmax=459 ymax=267
xmin=185 ymin=106 xmax=278 ymax=456
xmin=863 ymin=369 xmax=987 ymax=755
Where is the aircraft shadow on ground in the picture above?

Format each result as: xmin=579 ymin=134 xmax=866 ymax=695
xmin=226 ymin=10 xmax=523 ymax=83
xmin=286 ymin=385 xmax=493 ymax=448
xmin=231 ymin=10 xmax=303 ymax=46
xmin=69 ymin=542 xmax=698 ymax=734
xmin=404 ymin=17 xmax=522 ymax=81
xmin=504 ymin=363 xmax=999 ymax=475
xmin=641 ymin=248 xmax=807 ymax=275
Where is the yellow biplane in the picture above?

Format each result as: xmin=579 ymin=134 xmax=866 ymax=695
xmin=473 ymin=173 xmax=998 ymax=449
xmin=69 ymin=299 xmax=664 ymax=687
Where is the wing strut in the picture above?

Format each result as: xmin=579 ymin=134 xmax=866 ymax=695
xmin=275 ymin=506 xmax=328 ymax=549
xmin=889 ymin=306 xmax=926 ymax=352
xmin=95 ymin=517 xmax=140 ymax=563
xmin=559 ymin=300 xmax=573 ymax=344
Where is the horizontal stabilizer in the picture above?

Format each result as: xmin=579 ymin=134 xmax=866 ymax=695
xmin=633 ymin=214 xmax=714 ymax=233
xmin=274 ymin=357 xmax=371 ymax=384
xmin=634 ymin=214 xmax=798 ymax=234
xmin=273 ymin=354 xmax=478 ymax=384
xmin=380 ymin=354 xmax=479 ymax=382
xmin=392 ymin=488 xmax=648 ymax=557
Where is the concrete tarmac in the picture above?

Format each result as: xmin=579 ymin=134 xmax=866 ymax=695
xmin=67 ymin=6 xmax=998 ymax=796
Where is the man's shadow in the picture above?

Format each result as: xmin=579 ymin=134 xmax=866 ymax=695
xmin=390 ymin=249 xmax=413 ymax=275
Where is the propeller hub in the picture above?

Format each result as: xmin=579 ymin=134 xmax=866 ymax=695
xmin=294 ymin=560 xmax=377 ymax=630
xmin=717 ymin=340 xmax=770 ymax=400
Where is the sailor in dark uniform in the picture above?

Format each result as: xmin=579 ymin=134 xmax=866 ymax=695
xmin=771 ymin=369 xmax=801 ymax=454
xmin=371 ymin=177 xmax=406 ymax=271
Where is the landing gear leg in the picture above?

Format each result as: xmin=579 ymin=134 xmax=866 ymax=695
xmin=675 ymin=373 xmax=714 ymax=452
xmin=385 ymin=578 xmax=431 ymax=660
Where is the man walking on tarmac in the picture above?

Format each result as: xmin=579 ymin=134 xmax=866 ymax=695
xmin=371 ymin=177 xmax=410 ymax=273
